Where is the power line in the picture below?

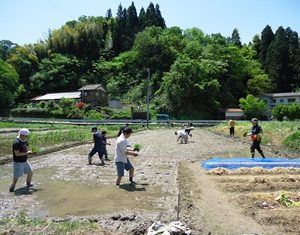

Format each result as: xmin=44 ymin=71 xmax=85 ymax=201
xmin=47 ymin=0 xmax=75 ymax=20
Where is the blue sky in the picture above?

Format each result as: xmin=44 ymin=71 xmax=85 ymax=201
xmin=0 ymin=0 xmax=300 ymax=45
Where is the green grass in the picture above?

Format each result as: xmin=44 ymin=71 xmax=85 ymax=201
xmin=0 ymin=211 xmax=99 ymax=234
xmin=0 ymin=123 xmax=145 ymax=157
xmin=210 ymin=120 xmax=300 ymax=150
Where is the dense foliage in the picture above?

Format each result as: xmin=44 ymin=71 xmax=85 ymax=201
xmin=1 ymin=2 xmax=300 ymax=118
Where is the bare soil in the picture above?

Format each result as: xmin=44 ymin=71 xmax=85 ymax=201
xmin=0 ymin=128 xmax=299 ymax=234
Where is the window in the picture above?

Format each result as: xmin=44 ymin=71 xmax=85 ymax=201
xmin=84 ymin=92 xmax=88 ymax=96
xmin=279 ymin=99 xmax=284 ymax=103
xmin=96 ymin=92 xmax=99 ymax=97
xmin=288 ymin=98 xmax=296 ymax=103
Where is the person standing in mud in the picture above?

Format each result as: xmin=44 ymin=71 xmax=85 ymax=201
xmin=228 ymin=118 xmax=236 ymax=137
xmin=114 ymin=127 xmax=138 ymax=186
xmin=88 ymin=127 xmax=105 ymax=165
xmin=9 ymin=128 xmax=34 ymax=192
xmin=101 ymin=131 xmax=111 ymax=161
xmin=247 ymin=118 xmax=265 ymax=159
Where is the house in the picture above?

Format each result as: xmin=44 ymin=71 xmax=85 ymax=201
xmin=225 ymin=108 xmax=244 ymax=120
xmin=31 ymin=92 xmax=81 ymax=102
xmin=78 ymin=84 xmax=107 ymax=106
xmin=261 ymin=92 xmax=300 ymax=109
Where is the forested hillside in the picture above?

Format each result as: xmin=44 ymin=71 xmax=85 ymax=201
xmin=0 ymin=2 xmax=299 ymax=118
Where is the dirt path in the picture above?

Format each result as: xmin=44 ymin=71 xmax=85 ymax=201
xmin=0 ymin=128 xmax=299 ymax=234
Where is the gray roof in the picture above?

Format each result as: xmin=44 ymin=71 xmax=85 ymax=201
xmin=31 ymin=92 xmax=81 ymax=101
xmin=78 ymin=84 xmax=106 ymax=92
xmin=263 ymin=92 xmax=300 ymax=98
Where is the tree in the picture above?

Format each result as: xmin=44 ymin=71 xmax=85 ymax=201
xmin=144 ymin=3 xmax=166 ymax=28
xmin=30 ymin=54 xmax=83 ymax=95
xmin=125 ymin=2 xmax=139 ymax=49
xmin=239 ymin=94 xmax=267 ymax=119
xmin=113 ymin=4 xmax=127 ymax=55
xmin=0 ymin=40 xmax=18 ymax=60
xmin=138 ymin=7 xmax=146 ymax=30
xmin=231 ymin=28 xmax=242 ymax=47
xmin=157 ymin=55 xmax=220 ymax=117
xmin=0 ymin=60 xmax=19 ymax=113
xmin=7 ymin=45 xmax=39 ymax=100
xmin=259 ymin=25 xmax=274 ymax=69
xmin=266 ymin=26 xmax=291 ymax=92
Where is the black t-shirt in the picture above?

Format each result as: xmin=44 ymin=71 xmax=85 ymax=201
xmin=12 ymin=138 xmax=28 ymax=162
xmin=251 ymin=125 xmax=262 ymax=135
xmin=93 ymin=132 xmax=103 ymax=150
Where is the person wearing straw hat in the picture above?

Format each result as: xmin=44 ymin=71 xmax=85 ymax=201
xmin=9 ymin=128 xmax=34 ymax=192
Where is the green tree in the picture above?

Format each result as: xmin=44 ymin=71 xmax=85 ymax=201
xmin=0 ymin=40 xmax=18 ymax=60
xmin=239 ymin=94 xmax=267 ymax=119
xmin=259 ymin=25 xmax=274 ymax=69
xmin=30 ymin=54 xmax=83 ymax=95
xmin=157 ymin=55 xmax=220 ymax=117
xmin=266 ymin=26 xmax=291 ymax=92
xmin=230 ymin=28 xmax=242 ymax=47
xmin=0 ymin=60 xmax=19 ymax=113
xmin=7 ymin=45 xmax=39 ymax=100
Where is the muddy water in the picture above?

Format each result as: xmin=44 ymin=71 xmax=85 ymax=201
xmin=33 ymin=181 xmax=166 ymax=217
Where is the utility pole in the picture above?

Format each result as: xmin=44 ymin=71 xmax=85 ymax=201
xmin=146 ymin=68 xmax=150 ymax=128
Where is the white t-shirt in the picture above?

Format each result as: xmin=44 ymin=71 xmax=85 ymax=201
xmin=114 ymin=133 xmax=129 ymax=163
xmin=177 ymin=130 xmax=188 ymax=137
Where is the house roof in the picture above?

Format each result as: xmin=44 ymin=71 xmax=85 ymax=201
xmin=31 ymin=92 xmax=81 ymax=101
xmin=78 ymin=84 xmax=106 ymax=92
xmin=263 ymin=92 xmax=300 ymax=98
xmin=225 ymin=108 xmax=243 ymax=113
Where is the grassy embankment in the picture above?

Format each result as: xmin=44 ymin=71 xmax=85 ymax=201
xmin=0 ymin=122 xmax=145 ymax=158
xmin=210 ymin=121 xmax=300 ymax=151
xmin=0 ymin=211 xmax=100 ymax=234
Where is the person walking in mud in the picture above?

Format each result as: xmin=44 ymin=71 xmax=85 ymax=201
xmin=114 ymin=127 xmax=138 ymax=186
xmin=88 ymin=127 xmax=105 ymax=165
xmin=228 ymin=118 xmax=236 ymax=137
xmin=246 ymin=118 xmax=265 ymax=159
xmin=9 ymin=128 xmax=34 ymax=192
xmin=101 ymin=131 xmax=111 ymax=161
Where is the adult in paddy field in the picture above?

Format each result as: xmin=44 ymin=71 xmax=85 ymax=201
xmin=228 ymin=118 xmax=236 ymax=137
xmin=114 ymin=127 xmax=138 ymax=186
xmin=88 ymin=127 xmax=105 ymax=165
xmin=247 ymin=118 xmax=266 ymax=159
xmin=9 ymin=128 xmax=34 ymax=192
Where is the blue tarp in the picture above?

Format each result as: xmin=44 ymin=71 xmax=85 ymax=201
xmin=201 ymin=157 xmax=300 ymax=170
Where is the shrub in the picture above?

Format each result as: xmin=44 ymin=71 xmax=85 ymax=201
xmin=85 ymin=110 xmax=104 ymax=120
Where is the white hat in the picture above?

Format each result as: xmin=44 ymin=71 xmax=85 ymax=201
xmin=18 ymin=128 xmax=30 ymax=136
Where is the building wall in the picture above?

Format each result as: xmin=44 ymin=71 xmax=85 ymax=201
xmin=263 ymin=96 xmax=300 ymax=108
xmin=81 ymin=90 xmax=107 ymax=105
xmin=225 ymin=112 xmax=244 ymax=120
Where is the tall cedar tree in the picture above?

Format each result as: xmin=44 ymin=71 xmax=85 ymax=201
xmin=231 ymin=28 xmax=242 ymax=47
xmin=259 ymin=25 xmax=274 ymax=69
xmin=138 ymin=7 xmax=146 ymax=30
xmin=266 ymin=26 xmax=291 ymax=92
xmin=125 ymin=2 xmax=139 ymax=49
xmin=113 ymin=4 xmax=127 ymax=55
xmin=145 ymin=3 xmax=166 ymax=28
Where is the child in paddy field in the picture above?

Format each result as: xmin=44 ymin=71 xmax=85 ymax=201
xmin=88 ymin=127 xmax=105 ymax=165
xmin=114 ymin=127 xmax=138 ymax=186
